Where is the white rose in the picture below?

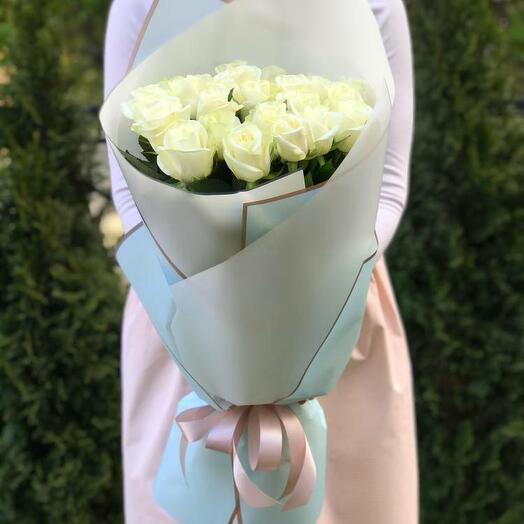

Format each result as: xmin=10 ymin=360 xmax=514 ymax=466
xmin=124 ymin=84 xmax=167 ymax=104
xmin=160 ymin=74 xmax=214 ymax=118
xmin=301 ymin=106 xmax=340 ymax=156
xmin=339 ymin=78 xmax=374 ymax=105
xmin=223 ymin=122 xmax=272 ymax=183
xmin=261 ymin=65 xmax=287 ymax=81
xmin=272 ymin=114 xmax=309 ymax=162
xmin=276 ymin=89 xmax=322 ymax=114
xmin=234 ymin=79 xmax=272 ymax=108
xmin=196 ymin=85 xmax=242 ymax=119
xmin=246 ymin=101 xmax=288 ymax=135
xmin=186 ymin=73 xmax=214 ymax=92
xmin=214 ymin=60 xmax=248 ymax=73
xmin=214 ymin=63 xmax=262 ymax=85
xmin=274 ymin=74 xmax=330 ymax=112
xmin=155 ymin=120 xmax=214 ymax=183
xmin=328 ymin=80 xmax=366 ymax=112
xmin=274 ymin=74 xmax=311 ymax=92
xmin=122 ymin=91 xmax=191 ymax=145
xmin=333 ymin=99 xmax=372 ymax=153
xmin=212 ymin=76 xmax=238 ymax=95
xmin=308 ymin=75 xmax=332 ymax=102
xmin=159 ymin=76 xmax=200 ymax=119
xmin=198 ymin=110 xmax=241 ymax=159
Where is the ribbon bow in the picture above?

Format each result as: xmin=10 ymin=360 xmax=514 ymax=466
xmin=176 ymin=403 xmax=317 ymax=523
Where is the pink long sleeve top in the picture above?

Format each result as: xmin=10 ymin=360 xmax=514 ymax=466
xmin=104 ymin=0 xmax=414 ymax=253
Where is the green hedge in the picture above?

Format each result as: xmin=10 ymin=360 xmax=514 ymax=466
xmin=0 ymin=2 xmax=123 ymax=523
xmin=388 ymin=1 xmax=524 ymax=522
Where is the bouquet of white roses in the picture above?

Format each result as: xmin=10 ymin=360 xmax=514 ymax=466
xmin=121 ymin=61 xmax=373 ymax=193
xmin=101 ymin=0 xmax=394 ymax=522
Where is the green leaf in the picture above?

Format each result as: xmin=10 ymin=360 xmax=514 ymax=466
xmin=138 ymin=135 xmax=159 ymax=166
xmin=304 ymin=172 xmax=314 ymax=187
xmin=138 ymin=134 xmax=155 ymax=153
xmin=120 ymin=149 xmax=174 ymax=184
xmin=312 ymin=160 xmax=335 ymax=184
xmin=232 ymin=177 xmax=247 ymax=192
xmin=287 ymin=162 xmax=299 ymax=173
xmin=186 ymin=178 xmax=233 ymax=194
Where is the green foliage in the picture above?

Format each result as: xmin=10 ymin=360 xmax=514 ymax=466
xmin=388 ymin=1 xmax=524 ymax=522
xmin=125 ymin=133 xmax=346 ymax=193
xmin=0 ymin=1 xmax=123 ymax=523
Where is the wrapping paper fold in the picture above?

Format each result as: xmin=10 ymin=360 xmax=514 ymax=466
xmin=103 ymin=0 xmax=394 ymax=521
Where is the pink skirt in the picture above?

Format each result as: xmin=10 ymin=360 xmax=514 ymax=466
xmin=120 ymin=255 xmax=419 ymax=523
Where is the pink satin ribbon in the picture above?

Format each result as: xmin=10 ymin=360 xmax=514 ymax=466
xmin=176 ymin=403 xmax=317 ymax=522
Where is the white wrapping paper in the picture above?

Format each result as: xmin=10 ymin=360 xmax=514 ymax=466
xmin=101 ymin=0 xmax=393 ymax=406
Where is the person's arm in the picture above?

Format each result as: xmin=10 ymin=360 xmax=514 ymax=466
xmin=104 ymin=0 xmax=153 ymax=233
xmin=371 ymin=0 xmax=415 ymax=253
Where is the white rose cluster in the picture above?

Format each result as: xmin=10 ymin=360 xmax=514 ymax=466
xmin=122 ymin=61 xmax=373 ymax=186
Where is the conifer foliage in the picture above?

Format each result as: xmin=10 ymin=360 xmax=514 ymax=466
xmin=0 ymin=2 xmax=123 ymax=522
xmin=389 ymin=1 xmax=524 ymax=522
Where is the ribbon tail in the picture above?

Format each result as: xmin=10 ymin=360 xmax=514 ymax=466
xmin=275 ymin=405 xmax=317 ymax=511
xmin=232 ymin=437 xmax=282 ymax=508
xmin=282 ymin=437 xmax=316 ymax=511
xmin=176 ymin=405 xmax=227 ymax=486
xmin=228 ymin=482 xmax=244 ymax=524
xmin=179 ymin=434 xmax=189 ymax=485
xmin=247 ymin=406 xmax=283 ymax=471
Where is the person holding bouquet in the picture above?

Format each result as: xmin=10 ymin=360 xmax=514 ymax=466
xmin=104 ymin=0 xmax=417 ymax=522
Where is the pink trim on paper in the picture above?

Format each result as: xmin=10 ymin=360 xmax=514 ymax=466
xmin=126 ymin=0 xmax=160 ymax=73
